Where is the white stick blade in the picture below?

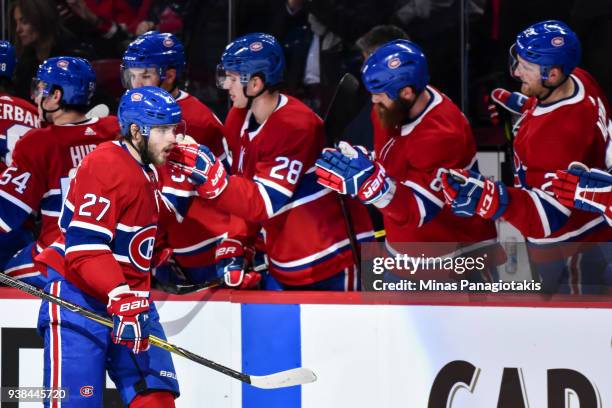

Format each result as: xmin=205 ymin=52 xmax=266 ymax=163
xmin=249 ymin=367 xmax=317 ymax=389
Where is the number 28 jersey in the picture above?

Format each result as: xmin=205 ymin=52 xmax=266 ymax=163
xmin=219 ymin=94 xmax=374 ymax=285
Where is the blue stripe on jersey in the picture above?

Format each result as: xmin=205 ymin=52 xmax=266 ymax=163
xmin=40 ymin=192 xmax=62 ymax=215
xmin=411 ymin=188 xmax=443 ymax=224
xmin=259 ymin=171 xmax=328 ymax=216
xmin=0 ymin=191 xmax=31 ymax=232
xmin=161 ymin=192 xmax=191 ymax=219
xmin=241 ymin=304 xmax=301 ymax=408
xmin=59 ymin=205 xmax=74 ymax=233
xmin=531 ymin=189 xmax=571 ymax=235
xmin=65 ymin=224 xmax=112 ymax=248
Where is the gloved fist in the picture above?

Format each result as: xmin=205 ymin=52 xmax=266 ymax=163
xmin=215 ymin=239 xmax=261 ymax=289
xmin=315 ymin=141 xmax=392 ymax=205
xmin=167 ymin=144 xmax=228 ymax=199
xmin=553 ymin=162 xmax=612 ymax=225
xmin=107 ymin=285 xmax=150 ymax=354
xmin=490 ymin=88 xmax=532 ymax=116
xmin=441 ymin=169 xmax=508 ymax=219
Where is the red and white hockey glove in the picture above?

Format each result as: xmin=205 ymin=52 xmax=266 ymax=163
xmin=107 ymin=285 xmax=150 ymax=354
xmin=487 ymin=88 xmax=534 ymax=124
xmin=441 ymin=169 xmax=508 ymax=219
xmin=553 ymin=162 xmax=612 ymax=225
xmin=215 ymin=239 xmax=261 ymax=289
xmin=315 ymin=141 xmax=393 ymax=205
xmin=167 ymin=144 xmax=228 ymax=199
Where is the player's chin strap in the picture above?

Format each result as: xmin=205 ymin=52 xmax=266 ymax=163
xmin=125 ymin=125 xmax=153 ymax=166
xmin=243 ymin=74 xmax=268 ymax=110
xmin=537 ymin=72 xmax=571 ymax=102
xmin=39 ymin=95 xmax=62 ymax=122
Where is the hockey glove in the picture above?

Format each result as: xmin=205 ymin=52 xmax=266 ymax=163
xmin=315 ymin=141 xmax=392 ymax=205
xmin=553 ymin=162 xmax=612 ymax=225
xmin=167 ymin=144 xmax=228 ymax=199
xmin=215 ymin=239 xmax=261 ymax=289
xmin=490 ymin=88 xmax=532 ymax=116
xmin=441 ymin=169 xmax=508 ymax=219
xmin=107 ymin=285 xmax=150 ymax=354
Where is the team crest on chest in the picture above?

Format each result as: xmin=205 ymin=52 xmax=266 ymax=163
xmin=128 ymin=225 xmax=157 ymax=272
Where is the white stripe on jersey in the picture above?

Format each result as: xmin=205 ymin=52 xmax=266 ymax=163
xmin=42 ymin=189 xmax=61 ymax=198
xmin=173 ymin=233 xmax=227 ymax=254
xmin=270 ymin=231 xmax=374 ymax=269
xmin=65 ymin=243 xmax=111 ymax=254
xmin=401 ymin=180 xmax=445 ymax=208
xmin=527 ymin=217 xmax=605 ymax=244
xmin=0 ymin=189 xmax=33 ymax=213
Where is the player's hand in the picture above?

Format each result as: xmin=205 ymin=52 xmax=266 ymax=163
xmin=215 ymin=239 xmax=261 ymax=289
xmin=441 ymin=169 xmax=508 ymax=219
xmin=167 ymin=144 xmax=228 ymax=199
xmin=107 ymin=285 xmax=150 ymax=354
xmin=487 ymin=88 xmax=533 ymax=124
xmin=553 ymin=162 xmax=612 ymax=225
xmin=315 ymin=141 xmax=392 ymax=204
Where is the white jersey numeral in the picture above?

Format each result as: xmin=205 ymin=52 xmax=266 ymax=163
xmin=78 ymin=193 xmax=111 ymax=221
xmin=0 ymin=167 xmax=31 ymax=194
xmin=270 ymin=156 xmax=303 ymax=185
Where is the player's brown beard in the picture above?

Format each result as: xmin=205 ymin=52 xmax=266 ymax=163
xmin=375 ymin=97 xmax=413 ymax=129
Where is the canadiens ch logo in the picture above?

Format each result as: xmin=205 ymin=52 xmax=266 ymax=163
xmin=128 ymin=225 xmax=157 ymax=272
xmin=387 ymin=57 xmax=401 ymax=69
xmin=80 ymin=386 xmax=94 ymax=397
xmin=249 ymin=42 xmax=263 ymax=52
xmin=551 ymin=36 xmax=564 ymax=47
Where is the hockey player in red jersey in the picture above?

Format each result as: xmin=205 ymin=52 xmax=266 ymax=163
xmin=121 ymin=31 xmax=232 ymax=288
xmin=37 ymin=87 xmax=181 ymax=407
xmin=169 ymin=33 xmax=374 ymax=290
xmin=442 ymin=21 xmax=611 ymax=293
xmin=0 ymin=40 xmax=40 ymax=268
xmin=0 ymin=40 xmax=40 ymax=171
xmin=0 ymin=56 xmax=118 ymax=287
xmin=316 ymin=39 xmax=499 ymax=282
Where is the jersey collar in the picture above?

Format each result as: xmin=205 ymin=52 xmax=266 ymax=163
xmin=532 ymin=74 xmax=584 ymax=116
xmin=399 ymin=86 xmax=443 ymax=137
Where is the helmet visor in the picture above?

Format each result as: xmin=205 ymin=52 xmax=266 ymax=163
xmin=508 ymin=44 xmax=520 ymax=80
xmin=30 ymin=78 xmax=48 ymax=102
xmin=149 ymin=120 xmax=186 ymax=139
xmin=121 ymin=66 xmax=162 ymax=90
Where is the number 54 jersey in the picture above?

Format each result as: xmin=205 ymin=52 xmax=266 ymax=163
xmin=0 ymin=117 xmax=119 ymax=271
xmin=220 ymin=94 xmax=374 ymax=286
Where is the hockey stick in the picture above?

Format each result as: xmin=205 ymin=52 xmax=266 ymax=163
xmin=0 ymin=273 xmax=316 ymax=389
xmin=324 ymin=73 xmax=363 ymax=274
xmin=85 ymin=103 xmax=110 ymax=119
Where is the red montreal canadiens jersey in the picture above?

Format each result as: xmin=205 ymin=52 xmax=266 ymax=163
xmin=0 ymin=116 xmax=119 ymax=255
xmin=0 ymin=94 xmax=40 ymax=171
xmin=59 ymin=141 xmax=166 ymax=301
xmin=220 ymin=94 xmax=373 ymax=285
xmin=372 ymin=86 xmax=498 ymax=254
xmin=503 ymin=68 xmax=611 ymax=243
xmin=158 ymin=91 xmax=230 ymax=268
